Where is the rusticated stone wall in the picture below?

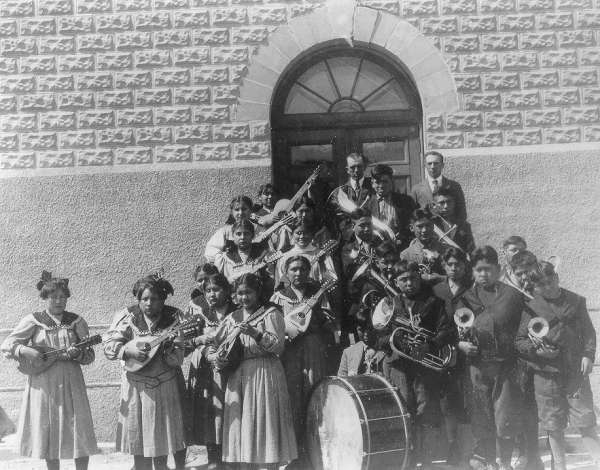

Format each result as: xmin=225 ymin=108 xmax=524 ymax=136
xmin=1 ymin=0 xmax=600 ymax=171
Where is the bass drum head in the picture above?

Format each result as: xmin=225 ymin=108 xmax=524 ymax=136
xmin=306 ymin=374 xmax=410 ymax=470
xmin=306 ymin=379 xmax=364 ymax=470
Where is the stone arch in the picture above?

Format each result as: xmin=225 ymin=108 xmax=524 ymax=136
xmin=235 ymin=0 xmax=459 ymax=122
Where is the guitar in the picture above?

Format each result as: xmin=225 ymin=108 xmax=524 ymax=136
xmin=252 ymin=212 xmax=296 ymax=244
xmin=123 ymin=317 xmax=204 ymax=372
xmin=230 ymin=251 xmax=285 ymax=279
xmin=284 ymin=278 xmax=338 ymax=338
xmin=17 ymin=334 xmax=103 ymax=376
xmin=262 ymin=164 xmax=324 ymax=225
xmin=214 ymin=305 xmax=271 ymax=372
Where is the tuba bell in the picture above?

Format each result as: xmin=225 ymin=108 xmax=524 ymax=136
xmin=352 ymin=262 xmax=401 ymax=328
xmin=527 ymin=316 xmax=550 ymax=348
xmin=454 ymin=307 xmax=476 ymax=344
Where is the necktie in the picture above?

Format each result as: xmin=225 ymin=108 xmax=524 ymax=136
xmin=432 ymin=179 xmax=439 ymax=193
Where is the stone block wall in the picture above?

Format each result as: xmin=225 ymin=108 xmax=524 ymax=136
xmin=1 ymin=0 xmax=600 ymax=172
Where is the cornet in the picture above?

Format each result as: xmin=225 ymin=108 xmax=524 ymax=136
xmin=454 ymin=307 xmax=477 ymax=344
xmin=527 ymin=316 xmax=551 ymax=349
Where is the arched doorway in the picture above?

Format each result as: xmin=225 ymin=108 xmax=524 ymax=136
xmin=271 ymin=41 xmax=423 ymax=200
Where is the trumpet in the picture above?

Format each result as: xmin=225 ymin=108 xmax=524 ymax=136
xmin=454 ymin=307 xmax=477 ymax=344
xmin=388 ymin=311 xmax=456 ymax=372
xmin=527 ymin=316 xmax=551 ymax=349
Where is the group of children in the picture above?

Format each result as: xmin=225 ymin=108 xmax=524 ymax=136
xmin=1 ymin=158 xmax=598 ymax=470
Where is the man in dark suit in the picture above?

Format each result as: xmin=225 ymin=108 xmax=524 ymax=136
xmin=363 ymin=164 xmax=416 ymax=250
xmin=411 ymin=151 xmax=467 ymax=223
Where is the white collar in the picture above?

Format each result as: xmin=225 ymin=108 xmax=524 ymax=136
xmin=350 ymin=177 xmax=364 ymax=190
xmin=426 ymin=174 xmax=443 ymax=186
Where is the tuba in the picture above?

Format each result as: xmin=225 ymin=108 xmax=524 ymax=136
xmin=527 ymin=316 xmax=550 ymax=349
xmin=388 ymin=314 xmax=456 ymax=372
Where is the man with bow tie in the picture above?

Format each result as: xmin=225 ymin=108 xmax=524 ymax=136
xmin=411 ymin=151 xmax=467 ymax=223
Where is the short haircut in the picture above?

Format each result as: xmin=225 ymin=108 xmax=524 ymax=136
xmin=433 ymin=187 xmax=454 ymax=200
xmin=471 ymin=246 xmax=499 ymax=266
xmin=297 ymin=194 xmax=316 ymax=210
xmin=351 ymin=207 xmax=372 ymax=221
xmin=132 ymin=274 xmax=174 ymax=301
xmin=509 ymin=250 xmax=538 ymax=270
xmin=284 ymin=255 xmax=311 ymax=272
xmin=394 ymin=260 xmax=421 ymax=276
xmin=424 ymin=150 xmax=444 ymax=163
xmin=193 ymin=263 xmax=219 ymax=282
xmin=370 ymin=164 xmax=393 ymax=179
xmin=502 ymin=235 xmax=527 ymax=249
xmin=291 ymin=220 xmax=315 ymax=235
xmin=231 ymin=218 xmax=255 ymax=236
xmin=442 ymin=246 xmax=469 ymax=265
xmin=375 ymin=240 xmax=398 ymax=259
xmin=257 ymin=183 xmax=275 ymax=196
xmin=410 ymin=207 xmax=433 ymax=223
xmin=346 ymin=152 xmax=366 ymax=166
xmin=535 ymin=260 xmax=557 ymax=281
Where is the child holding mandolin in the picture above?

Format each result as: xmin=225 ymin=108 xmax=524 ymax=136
xmin=211 ymin=273 xmax=297 ymax=470
xmin=104 ymin=273 xmax=187 ymax=470
xmin=1 ymin=271 xmax=98 ymax=470
xmin=271 ymin=255 xmax=336 ymax=469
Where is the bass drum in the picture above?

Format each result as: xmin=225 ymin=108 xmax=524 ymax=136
xmin=306 ymin=374 xmax=411 ymax=470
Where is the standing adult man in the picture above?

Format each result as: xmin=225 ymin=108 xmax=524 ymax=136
xmin=327 ymin=153 xmax=373 ymax=238
xmin=411 ymin=151 xmax=467 ymax=223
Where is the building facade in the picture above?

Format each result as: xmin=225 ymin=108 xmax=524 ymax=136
xmin=0 ymin=0 xmax=599 ymax=440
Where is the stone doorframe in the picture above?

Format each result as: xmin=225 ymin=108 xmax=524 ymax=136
xmin=235 ymin=0 xmax=460 ymax=124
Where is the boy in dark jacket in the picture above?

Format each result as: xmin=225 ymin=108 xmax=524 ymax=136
xmin=515 ymin=261 xmax=600 ymax=470
xmin=457 ymin=246 xmax=524 ymax=470
xmin=375 ymin=260 xmax=456 ymax=469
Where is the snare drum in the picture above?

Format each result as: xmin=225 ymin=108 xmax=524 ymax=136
xmin=306 ymin=374 xmax=411 ymax=470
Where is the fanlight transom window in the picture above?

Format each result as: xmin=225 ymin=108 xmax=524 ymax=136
xmin=284 ymin=55 xmax=414 ymax=114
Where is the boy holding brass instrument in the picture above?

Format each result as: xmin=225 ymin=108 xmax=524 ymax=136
xmin=515 ymin=261 xmax=600 ymax=470
xmin=457 ymin=246 xmax=524 ymax=470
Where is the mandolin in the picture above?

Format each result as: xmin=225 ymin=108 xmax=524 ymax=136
xmin=252 ymin=212 xmax=297 ymax=244
xmin=123 ymin=317 xmax=204 ymax=372
xmin=310 ymin=240 xmax=339 ymax=265
xmin=230 ymin=251 xmax=285 ymax=279
xmin=284 ymin=278 xmax=337 ymax=338
xmin=17 ymin=334 xmax=103 ymax=376
xmin=262 ymin=164 xmax=324 ymax=225
xmin=214 ymin=305 xmax=272 ymax=372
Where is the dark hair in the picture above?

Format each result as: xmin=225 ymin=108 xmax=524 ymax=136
xmin=394 ymin=260 xmax=421 ymax=276
xmin=257 ymin=183 xmax=275 ymax=196
xmin=203 ymin=272 xmax=232 ymax=296
xmin=531 ymin=260 xmax=557 ymax=284
xmin=297 ymin=194 xmax=316 ymax=210
xmin=442 ymin=246 xmax=469 ymax=265
xmin=225 ymin=195 xmax=253 ymax=224
xmin=370 ymin=164 xmax=393 ymax=179
xmin=410 ymin=207 xmax=433 ymax=223
xmin=284 ymin=255 xmax=311 ymax=272
xmin=193 ymin=263 xmax=219 ymax=282
xmin=433 ymin=187 xmax=454 ymax=200
xmin=291 ymin=220 xmax=315 ymax=235
xmin=509 ymin=250 xmax=538 ymax=270
xmin=350 ymin=207 xmax=371 ymax=221
xmin=375 ymin=240 xmax=398 ymax=259
xmin=502 ymin=235 xmax=527 ymax=249
xmin=233 ymin=273 xmax=263 ymax=296
xmin=231 ymin=218 xmax=256 ymax=236
xmin=133 ymin=274 xmax=174 ymax=301
xmin=37 ymin=271 xmax=71 ymax=300
xmin=471 ymin=246 xmax=499 ymax=266
xmin=424 ymin=150 xmax=444 ymax=163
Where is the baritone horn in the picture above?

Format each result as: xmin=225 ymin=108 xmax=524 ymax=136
xmin=389 ymin=316 xmax=456 ymax=372
xmin=527 ymin=316 xmax=550 ymax=348
xmin=352 ymin=262 xmax=401 ymax=328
